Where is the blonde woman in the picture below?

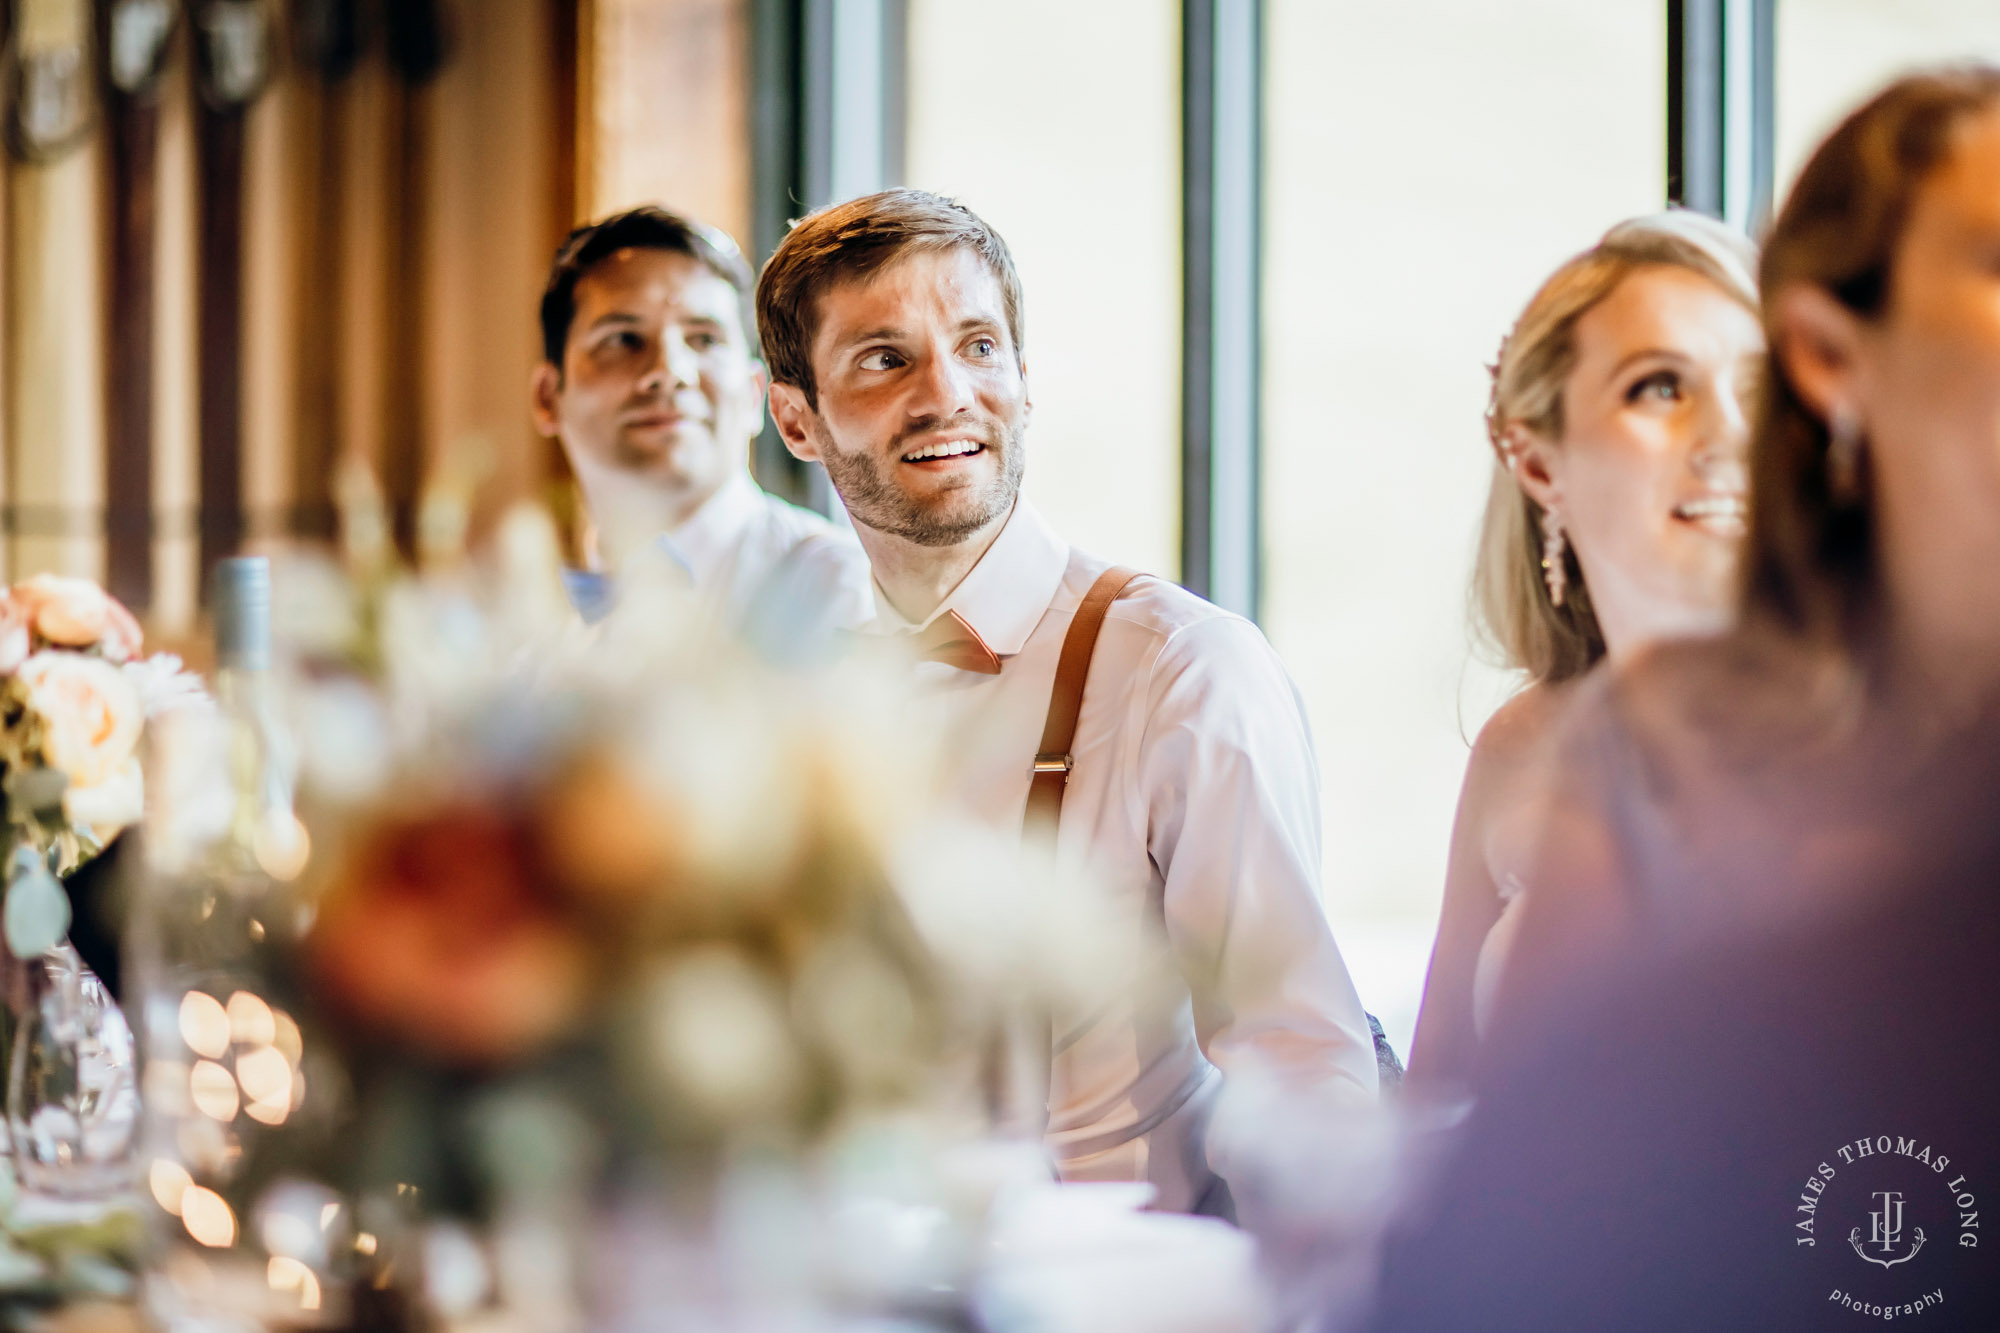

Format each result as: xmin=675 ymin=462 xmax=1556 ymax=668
xmin=1406 ymin=213 xmax=1762 ymax=1089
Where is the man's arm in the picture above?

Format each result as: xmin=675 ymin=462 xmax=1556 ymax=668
xmin=1138 ymin=614 xmax=1379 ymax=1105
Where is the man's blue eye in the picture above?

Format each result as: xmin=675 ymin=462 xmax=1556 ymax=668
xmin=970 ymin=338 xmax=996 ymax=358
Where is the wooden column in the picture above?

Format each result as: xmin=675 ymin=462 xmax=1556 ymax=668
xmin=190 ymin=0 xmax=273 ymax=586
xmin=381 ymin=0 xmax=446 ymax=559
xmin=6 ymin=0 xmax=105 ymax=582
xmin=100 ymin=0 xmax=177 ymax=610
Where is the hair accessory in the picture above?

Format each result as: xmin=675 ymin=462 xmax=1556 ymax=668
xmin=1827 ymin=406 xmax=1865 ymax=504
xmin=1541 ymin=505 xmax=1568 ymax=608
xmin=1483 ymin=330 xmax=1514 ymax=461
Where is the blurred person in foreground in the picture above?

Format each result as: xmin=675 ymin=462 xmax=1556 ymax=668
xmin=1355 ymin=66 xmax=2000 ymax=1332
xmin=531 ymin=206 xmax=871 ymax=640
xmin=757 ymin=188 xmax=1378 ymax=1218
xmin=1406 ymin=211 xmax=1761 ymax=1092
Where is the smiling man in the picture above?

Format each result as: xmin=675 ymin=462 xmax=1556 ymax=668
xmin=759 ymin=189 xmax=1379 ymax=1216
xmin=532 ymin=207 xmax=870 ymax=638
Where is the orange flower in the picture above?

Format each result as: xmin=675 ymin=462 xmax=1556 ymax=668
xmin=307 ymin=807 xmax=593 ymax=1066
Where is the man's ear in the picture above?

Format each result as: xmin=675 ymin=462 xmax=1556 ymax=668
xmin=1771 ymin=284 xmax=1865 ymax=424
xmin=744 ymin=360 xmax=772 ymax=438
xmin=1502 ymin=425 xmax=1563 ymax=513
xmin=767 ymin=381 xmax=821 ymax=462
xmin=530 ymin=363 xmax=563 ymax=439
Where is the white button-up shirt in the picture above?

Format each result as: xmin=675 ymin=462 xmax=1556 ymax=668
xmin=862 ymin=500 xmax=1378 ymax=1213
xmin=565 ymin=470 xmax=874 ymax=646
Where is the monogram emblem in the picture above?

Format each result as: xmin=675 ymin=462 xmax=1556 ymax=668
xmin=1850 ymin=1189 xmax=1927 ymax=1268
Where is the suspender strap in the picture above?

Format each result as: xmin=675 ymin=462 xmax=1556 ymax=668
xmin=1024 ymin=565 xmax=1144 ymax=837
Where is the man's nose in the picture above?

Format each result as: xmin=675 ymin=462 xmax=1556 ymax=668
xmin=639 ymin=332 xmax=699 ymax=392
xmin=907 ymin=344 xmax=974 ymax=418
xmin=663 ymin=332 xmax=701 ymax=390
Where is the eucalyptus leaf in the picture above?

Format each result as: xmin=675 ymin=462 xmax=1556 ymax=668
xmin=3 ymin=849 xmax=69 ymax=959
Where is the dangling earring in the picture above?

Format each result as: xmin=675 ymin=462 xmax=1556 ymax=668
xmin=1540 ymin=506 xmax=1568 ymax=608
xmin=1827 ymin=406 xmax=1865 ymax=504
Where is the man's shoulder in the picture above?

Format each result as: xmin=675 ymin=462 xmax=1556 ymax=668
xmin=1062 ymin=553 xmax=1278 ymax=674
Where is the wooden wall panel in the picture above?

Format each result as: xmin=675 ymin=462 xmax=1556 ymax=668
xmin=7 ymin=143 xmax=106 ymax=582
xmin=589 ymin=0 xmax=751 ymax=246
xmin=423 ymin=0 xmax=569 ymax=537
xmin=0 ymin=0 xmax=582 ymax=605
xmin=241 ymin=71 xmax=301 ymax=552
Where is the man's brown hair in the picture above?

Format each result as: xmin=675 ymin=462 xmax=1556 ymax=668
xmin=540 ymin=206 xmax=755 ymax=369
xmin=755 ymin=188 xmax=1025 ymax=409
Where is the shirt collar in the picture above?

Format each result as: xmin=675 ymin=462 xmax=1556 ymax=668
xmin=661 ymin=469 xmax=764 ymax=581
xmin=868 ymin=499 xmax=1069 ymax=657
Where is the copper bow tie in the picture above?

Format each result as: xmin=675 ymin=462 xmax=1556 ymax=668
xmin=913 ymin=610 xmax=1002 ymax=674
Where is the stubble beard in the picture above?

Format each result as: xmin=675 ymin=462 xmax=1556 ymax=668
xmin=814 ymin=417 xmax=1027 ymax=548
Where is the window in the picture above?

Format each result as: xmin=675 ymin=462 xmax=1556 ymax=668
xmin=1776 ymin=0 xmax=2000 ymax=195
xmin=903 ymin=0 xmax=1182 ymax=577
xmin=1261 ymin=0 xmax=1667 ymax=1048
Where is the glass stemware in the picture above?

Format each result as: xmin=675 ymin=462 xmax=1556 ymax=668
xmin=6 ymin=942 xmax=141 ymax=1200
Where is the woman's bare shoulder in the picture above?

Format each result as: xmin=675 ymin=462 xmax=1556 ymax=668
xmin=1471 ymin=678 xmax=1578 ymax=764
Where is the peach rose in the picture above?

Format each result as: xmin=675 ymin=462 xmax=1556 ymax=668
xmin=0 ymin=596 xmax=29 ymax=674
xmin=17 ymin=652 xmax=145 ymax=790
xmin=63 ymin=756 xmax=144 ymax=839
xmin=11 ymin=575 xmax=143 ymax=661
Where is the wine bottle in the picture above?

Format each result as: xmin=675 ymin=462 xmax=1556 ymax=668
xmin=130 ymin=557 xmax=338 ymax=1319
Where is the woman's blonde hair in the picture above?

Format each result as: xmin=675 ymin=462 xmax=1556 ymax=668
xmin=1474 ymin=210 xmax=1760 ymax=683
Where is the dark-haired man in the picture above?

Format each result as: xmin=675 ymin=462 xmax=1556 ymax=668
xmin=759 ymin=189 xmax=1378 ymax=1216
xmin=532 ymin=206 xmax=869 ymax=635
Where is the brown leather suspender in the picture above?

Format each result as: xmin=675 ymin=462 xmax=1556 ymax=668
xmin=1023 ymin=565 xmax=1145 ymax=837
xmin=986 ymin=563 xmax=1146 ymax=1141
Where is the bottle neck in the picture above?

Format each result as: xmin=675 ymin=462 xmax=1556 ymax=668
xmin=214 ymin=665 xmax=293 ymax=855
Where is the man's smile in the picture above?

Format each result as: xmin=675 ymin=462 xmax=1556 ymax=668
xmin=900 ymin=437 xmax=988 ymax=466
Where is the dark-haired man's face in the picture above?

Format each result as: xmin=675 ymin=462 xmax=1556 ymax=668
xmin=532 ymin=248 xmax=764 ymax=544
xmin=768 ymin=246 xmax=1028 ymax=548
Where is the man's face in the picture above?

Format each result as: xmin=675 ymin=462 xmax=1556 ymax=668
xmin=533 ymin=248 xmax=764 ymax=521
xmin=769 ymin=246 xmax=1029 ymax=547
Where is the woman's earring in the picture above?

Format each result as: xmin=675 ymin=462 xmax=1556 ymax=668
xmin=1827 ymin=406 xmax=1865 ymax=504
xmin=1540 ymin=506 xmax=1568 ymax=608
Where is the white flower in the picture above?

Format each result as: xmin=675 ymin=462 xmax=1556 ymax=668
xmin=643 ymin=949 xmax=804 ymax=1126
xmin=122 ymin=652 xmax=212 ymax=720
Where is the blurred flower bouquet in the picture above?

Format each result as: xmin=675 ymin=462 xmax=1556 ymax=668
xmin=0 ymin=575 xmax=207 ymax=1317
xmin=132 ymin=501 xmax=1163 ymax=1332
xmin=0 ymin=575 xmax=200 ymax=956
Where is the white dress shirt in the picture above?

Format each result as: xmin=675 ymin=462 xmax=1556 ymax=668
xmin=862 ymin=500 xmax=1378 ymax=1214
xmin=565 ymin=470 xmax=873 ymax=648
